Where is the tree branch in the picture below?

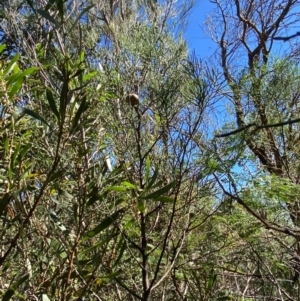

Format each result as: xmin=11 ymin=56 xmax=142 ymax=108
xmin=215 ymin=118 xmax=300 ymax=138
xmin=274 ymin=31 xmax=300 ymax=41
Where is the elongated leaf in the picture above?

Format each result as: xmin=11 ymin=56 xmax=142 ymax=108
xmin=146 ymin=164 xmax=159 ymax=189
xmin=151 ymin=180 xmax=164 ymax=189
xmin=216 ymin=296 xmax=231 ymax=300
xmin=8 ymin=79 xmax=23 ymax=98
xmin=20 ymin=164 xmax=36 ymax=181
xmin=99 ymin=270 xmax=121 ymax=279
xmin=4 ymin=54 xmax=19 ymax=76
xmin=36 ymin=9 xmax=58 ymax=26
xmin=6 ymin=73 xmax=20 ymax=86
xmin=207 ymin=269 xmax=217 ymax=291
xmin=46 ymin=90 xmax=60 ymax=120
xmin=2 ymin=274 xmax=29 ymax=301
xmin=70 ymin=96 xmax=89 ymax=134
xmin=59 ymin=77 xmax=69 ymax=118
xmin=107 ymin=186 xmax=127 ymax=192
xmin=0 ymin=44 xmax=6 ymax=53
xmin=121 ymin=181 xmax=136 ymax=189
xmin=71 ymin=5 xmax=95 ymax=31
xmin=70 ymin=69 xmax=84 ymax=79
xmin=145 ymin=156 xmax=150 ymax=183
xmin=137 ymin=200 xmax=145 ymax=213
xmin=55 ymin=0 xmax=64 ymax=21
xmin=156 ymin=196 xmax=174 ymax=203
xmin=18 ymin=144 xmax=31 ymax=161
xmin=84 ymin=209 xmax=124 ymax=239
xmin=7 ymin=68 xmax=37 ymax=98
xmin=113 ymin=239 xmax=126 ymax=267
xmin=0 ymin=174 xmax=7 ymax=181
xmin=79 ymin=239 xmax=107 ymax=256
xmin=207 ymin=158 xmax=222 ymax=173
xmin=7 ymin=67 xmax=38 ymax=85
xmin=87 ymin=188 xmax=106 ymax=207
xmin=140 ymin=181 xmax=176 ymax=200
xmin=11 ymin=142 xmax=21 ymax=170
xmin=22 ymin=108 xmax=50 ymax=127
xmin=82 ymin=71 xmax=97 ymax=82
xmin=48 ymin=170 xmax=65 ymax=183
xmin=79 ymin=51 xmax=85 ymax=63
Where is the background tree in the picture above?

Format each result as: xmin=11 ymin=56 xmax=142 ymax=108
xmin=0 ymin=1 xmax=223 ymax=300
xmin=205 ymin=0 xmax=300 ymax=299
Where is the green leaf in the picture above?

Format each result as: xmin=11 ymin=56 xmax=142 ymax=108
xmin=79 ymin=239 xmax=107 ymax=256
xmin=8 ymin=78 xmax=23 ymax=98
xmin=79 ymin=51 xmax=85 ymax=63
xmin=71 ymin=5 xmax=95 ymax=31
xmin=6 ymin=67 xmax=38 ymax=98
xmin=145 ymin=156 xmax=150 ymax=183
xmin=70 ymin=69 xmax=84 ymax=79
xmin=156 ymin=196 xmax=174 ymax=203
xmin=137 ymin=200 xmax=145 ymax=213
xmin=6 ymin=73 xmax=21 ymax=86
xmin=216 ymin=297 xmax=231 ymax=301
xmin=107 ymin=186 xmax=127 ymax=192
xmin=59 ymin=78 xmax=69 ymax=118
xmin=82 ymin=71 xmax=97 ymax=82
xmin=140 ymin=181 xmax=176 ymax=200
xmin=121 ymin=181 xmax=136 ymax=189
xmin=22 ymin=108 xmax=51 ymax=127
xmin=146 ymin=164 xmax=159 ymax=189
xmin=0 ymin=44 xmax=6 ymax=53
xmin=207 ymin=158 xmax=222 ymax=172
xmin=70 ymin=96 xmax=89 ymax=134
xmin=87 ymin=188 xmax=105 ymax=207
xmin=48 ymin=170 xmax=64 ymax=183
xmin=22 ymin=67 xmax=38 ymax=76
xmin=151 ymin=180 xmax=164 ymax=189
xmin=7 ymin=67 xmax=38 ymax=85
xmin=113 ymin=239 xmax=126 ymax=267
xmin=4 ymin=54 xmax=20 ymax=75
xmin=18 ymin=144 xmax=31 ymax=161
xmin=20 ymin=163 xmax=35 ymax=180
xmin=0 ymin=174 xmax=7 ymax=181
xmin=84 ymin=209 xmax=124 ymax=240
xmin=99 ymin=270 xmax=121 ymax=279
xmin=11 ymin=142 xmax=21 ymax=170
xmin=55 ymin=0 xmax=64 ymax=21
xmin=207 ymin=269 xmax=217 ymax=291
xmin=36 ymin=9 xmax=58 ymax=27
xmin=8 ymin=168 xmax=12 ymax=182
xmin=2 ymin=274 xmax=29 ymax=301
xmin=46 ymin=89 xmax=60 ymax=120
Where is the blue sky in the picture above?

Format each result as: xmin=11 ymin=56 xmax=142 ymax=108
xmin=184 ymin=0 xmax=296 ymax=59
xmin=183 ymin=1 xmax=300 ymax=188
xmin=184 ymin=1 xmax=216 ymax=57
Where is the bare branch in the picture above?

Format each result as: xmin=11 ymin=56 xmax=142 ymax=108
xmin=215 ymin=118 xmax=300 ymax=138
